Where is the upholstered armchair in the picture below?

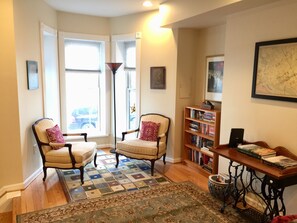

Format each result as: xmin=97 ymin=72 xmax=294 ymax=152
xmin=116 ymin=113 xmax=170 ymax=176
xmin=32 ymin=118 xmax=97 ymax=184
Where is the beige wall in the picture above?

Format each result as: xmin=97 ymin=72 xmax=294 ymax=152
xmin=57 ymin=12 xmax=110 ymax=35
xmin=110 ymin=11 xmax=178 ymax=160
xmin=221 ymin=0 xmax=297 ymax=214
xmin=13 ymin=0 xmax=57 ymax=181
xmin=0 ymin=0 xmax=23 ymax=190
xmin=174 ymin=29 xmax=199 ymax=159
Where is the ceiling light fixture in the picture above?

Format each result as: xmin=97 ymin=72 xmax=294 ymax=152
xmin=143 ymin=0 xmax=153 ymax=7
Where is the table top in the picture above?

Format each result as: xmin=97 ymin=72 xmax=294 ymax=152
xmin=211 ymin=142 xmax=297 ymax=180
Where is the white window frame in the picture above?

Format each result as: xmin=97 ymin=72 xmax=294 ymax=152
xmin=58 ymin=32 xmax=110 ymax=137
xmin=40 ymin=23 xmax=60 ymax=124
xmin=111 ymin=33 xmax=141 ymax=135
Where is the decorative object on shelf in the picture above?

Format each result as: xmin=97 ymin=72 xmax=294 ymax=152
xmin=26 ymin=60 xmax=39 ymax=90
xmin=106 ymin=62 xmax=122 ymax=153
xmin=205 ymin=55 xmax=224 ymax=102
xmin=252 ymin=37 xmax=297 ymax=103
xmin=150 ymin=66 xmax=166 ymax=89
xmin=201 ymin=100 xmax=214 ymax=110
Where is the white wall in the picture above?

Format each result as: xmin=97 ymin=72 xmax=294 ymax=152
xmin=110 ymin=11 xmax=178 ymax=160
xmin=221 ymin=0 xmax=297 ymax=214
xmin=13 ymin=0 xmax=58 ymax=182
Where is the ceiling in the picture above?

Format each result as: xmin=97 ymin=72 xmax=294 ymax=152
xmin=43 ymin=0 xmax=167 ymax=17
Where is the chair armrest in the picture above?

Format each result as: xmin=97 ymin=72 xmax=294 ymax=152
xmin=122 ymin=128 xmax=139 ymax=141
xmin=63 ymin=133 xmax=88 ymax=142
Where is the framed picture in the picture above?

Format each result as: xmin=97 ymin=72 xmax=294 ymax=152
xmin=252 ymin=37 xmax=297 ymax=102
xmin=26 ymin=60 xmax=39 ymax=90
xmin=150 ymin=66 xmax=166 ymax=89
xmin=205 ymin=55 xmax=224 ymax=102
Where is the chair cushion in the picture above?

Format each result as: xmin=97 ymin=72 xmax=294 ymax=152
xmin=116 ymin=139 xmax=165 ymax=158
xmin=45 ymin=141 xmax=96 ymax=164
xmin=139 ymin=121 xmax=160 ymax=141
xmin=46 ymin=124 xmax=65 ymax=149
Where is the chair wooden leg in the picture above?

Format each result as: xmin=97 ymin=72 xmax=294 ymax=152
xmin=115 ymin=153 xmax=119 ymax=168
xmin=79 ymin=166 xmax=84 ymax=184
xmin=42 ymin=167 xmax=47 ymax=181
xmin=150 ymin=160 xmax=155 ymax=176
xmin=94 ymin=153 xmax=97 ymax=167
xmin=163 ymin=154 xmax=166 ymax=164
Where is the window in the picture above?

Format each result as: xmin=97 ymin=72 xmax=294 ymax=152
xmin=112 ymin=34 xmax=141 ymax=137
xmin=59 ymin=32 xmax=109 ymax=137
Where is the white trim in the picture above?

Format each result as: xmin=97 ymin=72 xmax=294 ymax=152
xmin=58 ymin=31 xmax=111 ymax=136
xmin=23 ymin=167 xmax=43 ymax=188
xmin=0 ymin=166 xmax=42 ymax=213
xmin=0 ymin=191 xmax=21 ymax=213
xmin=166 ymin=156 xmax=182 ymax=163
xmin=111 ymin=32 xmax=141 ymax=131
xmin=96 ymin=144 xmax=113 ymax=149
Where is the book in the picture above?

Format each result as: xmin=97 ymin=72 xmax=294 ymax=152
xmin=262 ymin=155 xmax=297 ymax=169
xmin=236 ymin=144 xmax=276 ymax=159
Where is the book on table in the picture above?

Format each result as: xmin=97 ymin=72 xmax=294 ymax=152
xmin=236 ymin=144 xmax=276 ymax=159
xmin=262 ymin=155 xmax=297 ymax=169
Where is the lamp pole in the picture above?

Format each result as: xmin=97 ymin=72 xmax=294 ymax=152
xmin=106 ymin=63 xmax=122 ymax=153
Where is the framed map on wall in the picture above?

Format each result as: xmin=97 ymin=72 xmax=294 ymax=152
xmin=252 ymin=37 xmax=297 ymax=102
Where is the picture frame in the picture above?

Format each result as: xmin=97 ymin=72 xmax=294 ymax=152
xmin=252 ymin=37 xmax=297 ymax=102
xmin=205 ymin=55 xmax=224 ymax=102
xmin=150 ymin=66 xmax=166 ymax=89
xmin=26 ymin=60 xmax=39 ymax=90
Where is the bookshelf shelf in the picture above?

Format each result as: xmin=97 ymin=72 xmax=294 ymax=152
xmin=183 ymin=106 xmax=221 ymax=175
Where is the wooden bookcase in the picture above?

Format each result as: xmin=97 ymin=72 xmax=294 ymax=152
xmin=183 ymin=106 xmax=221 ymax=175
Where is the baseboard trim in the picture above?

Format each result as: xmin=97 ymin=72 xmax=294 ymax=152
xmin=165 ymin=157 xmax=182 ymax=163
xmin=0 ymin=166 xmax=42 ymax=213
xmin=97 ymin=144 xmax=112 ymax=149
xmin=24 ymin=166 xmax=43 ymax=189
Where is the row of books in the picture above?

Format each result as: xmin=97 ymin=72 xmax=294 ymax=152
xmin=187 ymin=149 xmax=213 ymax=170
xmin=237 ymin=144 xmax=297 ymax=169
xmin=236 ymin=144 xmax=276 ymax=159
xmin=189 ymin=121 xmax=215 ymax=136
xmin=189 ymin=109 xmax=215 ymax=123
xmin=190 ymin=135 xmax=214 ymax=148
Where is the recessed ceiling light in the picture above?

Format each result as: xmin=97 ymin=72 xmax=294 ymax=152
xmin=143 ymin=1 xmax=153 ymax=7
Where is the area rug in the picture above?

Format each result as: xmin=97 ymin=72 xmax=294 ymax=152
xmin=57 ymin=154 xmax=171 ymax=202
xmin=17 ymin=181 xmax=252 ymax=223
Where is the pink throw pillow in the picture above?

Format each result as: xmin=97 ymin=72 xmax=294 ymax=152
xmin=46 ymin=124 xmax=65 ymax=149
xmin=139 ymin=121 xmax=160 ymax=141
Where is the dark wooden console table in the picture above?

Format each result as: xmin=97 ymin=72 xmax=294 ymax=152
xmin=211 ymin=141 xmax=297 ymax=222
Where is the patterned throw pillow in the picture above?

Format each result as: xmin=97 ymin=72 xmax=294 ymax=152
xmin=46 ymin=124 xmax=65 ymax=149
xmin=139 ymin=121 xmax=160 ymax=141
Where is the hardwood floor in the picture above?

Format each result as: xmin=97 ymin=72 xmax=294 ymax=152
xmin=7 ymin=149 xmax=209 ymax=223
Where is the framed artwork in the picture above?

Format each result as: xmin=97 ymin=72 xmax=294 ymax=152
xmin=252 ymin=37 xmax=297 ymax=102
xmin=26 ymin=60 xmax=39 ymax=90
xmin=150 ymin=66 xmax=166 ymax=89
xmin=205 ymin=55 xmax=224 ymax=102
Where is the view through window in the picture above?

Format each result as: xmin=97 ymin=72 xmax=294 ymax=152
xmin=64 ymin=39 xmax=104 ymax=136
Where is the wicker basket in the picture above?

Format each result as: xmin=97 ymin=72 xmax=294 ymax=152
xmin=208 ymin=174 xmax=233 ymax=201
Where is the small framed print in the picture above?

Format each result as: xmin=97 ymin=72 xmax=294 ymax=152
xmin=205 ymin=55 xmax=224 ymax=102
xmin=150 ymin=66 xmax=166 ymax=89
xmin=26 ymin=60 xmax=39 ymax=90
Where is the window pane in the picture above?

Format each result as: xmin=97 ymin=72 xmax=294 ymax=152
xmin=125 ymin=41 xmax=136 ymax=68
xmin=65 ymin=40 xmax=100 ymax=71
xmin=65 ymin=71 xmax=100 ymax=135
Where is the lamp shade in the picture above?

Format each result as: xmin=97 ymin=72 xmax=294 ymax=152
xmin=106 ymin=63 xmax=122 ymax=74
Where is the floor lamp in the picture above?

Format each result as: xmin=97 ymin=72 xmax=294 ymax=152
xmin=106 ymin=62 xmax=122 ymax=153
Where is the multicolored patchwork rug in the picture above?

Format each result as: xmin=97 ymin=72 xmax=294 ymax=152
xmin=57 ymin=154 xmax=171 ymax=202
